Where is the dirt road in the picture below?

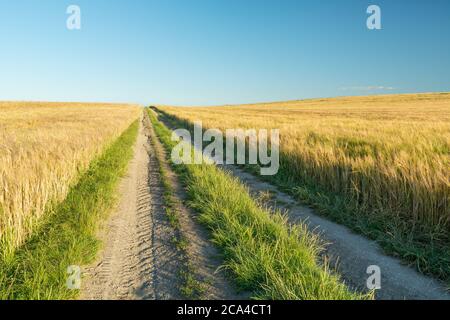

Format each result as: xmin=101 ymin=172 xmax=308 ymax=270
xmin=223 ymin=165 xmax=450 ymax=300
xmin=81 ymin=113 xmax=240 ymax=300
xmin=82 ymin=110 xmax=449 ymax=300
xmin=81 ymin=113 xmax=180 ymax=299
xmin=155 ymin=111 xmax=450 ymax=300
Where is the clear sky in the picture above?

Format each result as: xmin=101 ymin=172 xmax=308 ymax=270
xmin=0 ymin=0 xmax=449 ymax=105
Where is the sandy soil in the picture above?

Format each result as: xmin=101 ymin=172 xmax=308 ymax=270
xmin=81 ymin=114 xmax=181 ymax=299
xmin=145 ymin=112 xmax=246 ymax=300
xmin=81 ymin=112 xmax=242 ymax=300
xmin=81 ymin=110 xmax=449 ymax=300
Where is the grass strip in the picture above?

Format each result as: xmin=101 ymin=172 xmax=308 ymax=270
xmin=147 ymin=109 xmax=370 ymax=300
xmin=0 ymin=120 xmax=139 ymax=300
xmin=147 ymin=120 xmax=206 ymax=299
xmin=155 ymin=108 xmax=450 ymax=285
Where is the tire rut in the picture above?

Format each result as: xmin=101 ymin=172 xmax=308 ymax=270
xmin=155 ymin=111 xmax=450 ymax=300
xmin=145 ymin=111 xmax=246 ymax=300
xmin=81 ymin=113 xmax=182 ymax=300
xmin=222 ymin=165 xmax=450 ymax=300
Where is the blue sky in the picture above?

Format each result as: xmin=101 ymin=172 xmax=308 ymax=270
xmin=0 ymin=0 xmax=449 ymax=105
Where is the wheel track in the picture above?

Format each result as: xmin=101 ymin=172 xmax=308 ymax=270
xmin=155 ymin=110 xmax=450 ymax=300
xmin=145 ymin=110 xmax=246 ymax=300
xmin=81 ymin=113 xmax=181 ymax=300
xmin=222 ymin=165 xmax=450 ymax=300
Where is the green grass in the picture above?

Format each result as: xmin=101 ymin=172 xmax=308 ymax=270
xmin=0 ymin=120 xmax=139 ymax=300
xmin=242 ymin=156 xmax=450 ymax=285
xmin=147 ymin=109 xmax=370 ymax=300
xmin=155 ymin=108 xmax=450 ymax=286
xmin=147 ymin=120 xmax=206 ymax=300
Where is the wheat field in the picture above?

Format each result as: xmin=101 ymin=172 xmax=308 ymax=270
xmin=0 ymin=102 xmax=140 ymax=260
xmin=159 ymin=93 xmax=450 ymax=233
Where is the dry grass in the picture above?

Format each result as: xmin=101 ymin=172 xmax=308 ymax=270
xmin=0 ymin=102 xmax=140 ymax=260
xmin=159 ymin=93 xmax=450 ymax=236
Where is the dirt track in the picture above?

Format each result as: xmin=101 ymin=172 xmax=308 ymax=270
xmin=156 ymin=111 xmax=450 ymax=300
xmin=81 ymin=111 xmax=450 ymax=300
xmin=81 ymin=113 xmax=180 ymax=299
xmin=223 ymin=165 xmax=450 ymax=300
xmin=81 ymin=112 xmax=241 ymax=300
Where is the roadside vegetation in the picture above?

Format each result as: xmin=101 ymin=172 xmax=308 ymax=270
xmin=148 ymin=109 xmax=370 ymax=300
xmin=0 ymin=102 xmax=140 ymax=262
xmin=0 ymin=120 xmax=139 ymax=299
xmin=156 ymin=93 xmax=450 ymax=282
xmin=146 ymin=116 xmax=206 ymax=299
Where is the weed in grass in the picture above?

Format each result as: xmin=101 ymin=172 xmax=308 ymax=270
xmin=166 ymin=208 xmax=181 ymax=229
xmin=179 ymin=264 xmax=207 ymax=300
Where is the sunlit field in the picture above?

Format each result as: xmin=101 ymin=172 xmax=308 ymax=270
xmin=158 ymin=93 xmax=450 ymax=278
xmin=0 ymin=102 xmax=140 ymax=260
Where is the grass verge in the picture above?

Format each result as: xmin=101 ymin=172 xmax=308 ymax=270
xmin=155 ymin=108 xmax=450 ymax=285
xmin=0 ymin=120 xmax=139 ymax=300
xmin=147 ymin=109 xmax=370 ymax=300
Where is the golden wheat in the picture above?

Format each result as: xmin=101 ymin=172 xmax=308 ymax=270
xmin=0 ymin=102 xmax=140 ymax=259
xmin=159 ymin=93 xmax=450 ymax=229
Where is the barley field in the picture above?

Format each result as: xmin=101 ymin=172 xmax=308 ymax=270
xmin=0 ymin=102 xmax=140 ymax=260
xmin=158 ymin=93 xmax=450 ymax=277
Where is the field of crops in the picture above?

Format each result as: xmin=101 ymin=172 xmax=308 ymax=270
xmin=1 ymin=96 xmax=448 ymax=300
xmin=0 ymin=102 xmax=140 ymax=261
xmin=158 ymin=93 xmax=450 ymax=278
